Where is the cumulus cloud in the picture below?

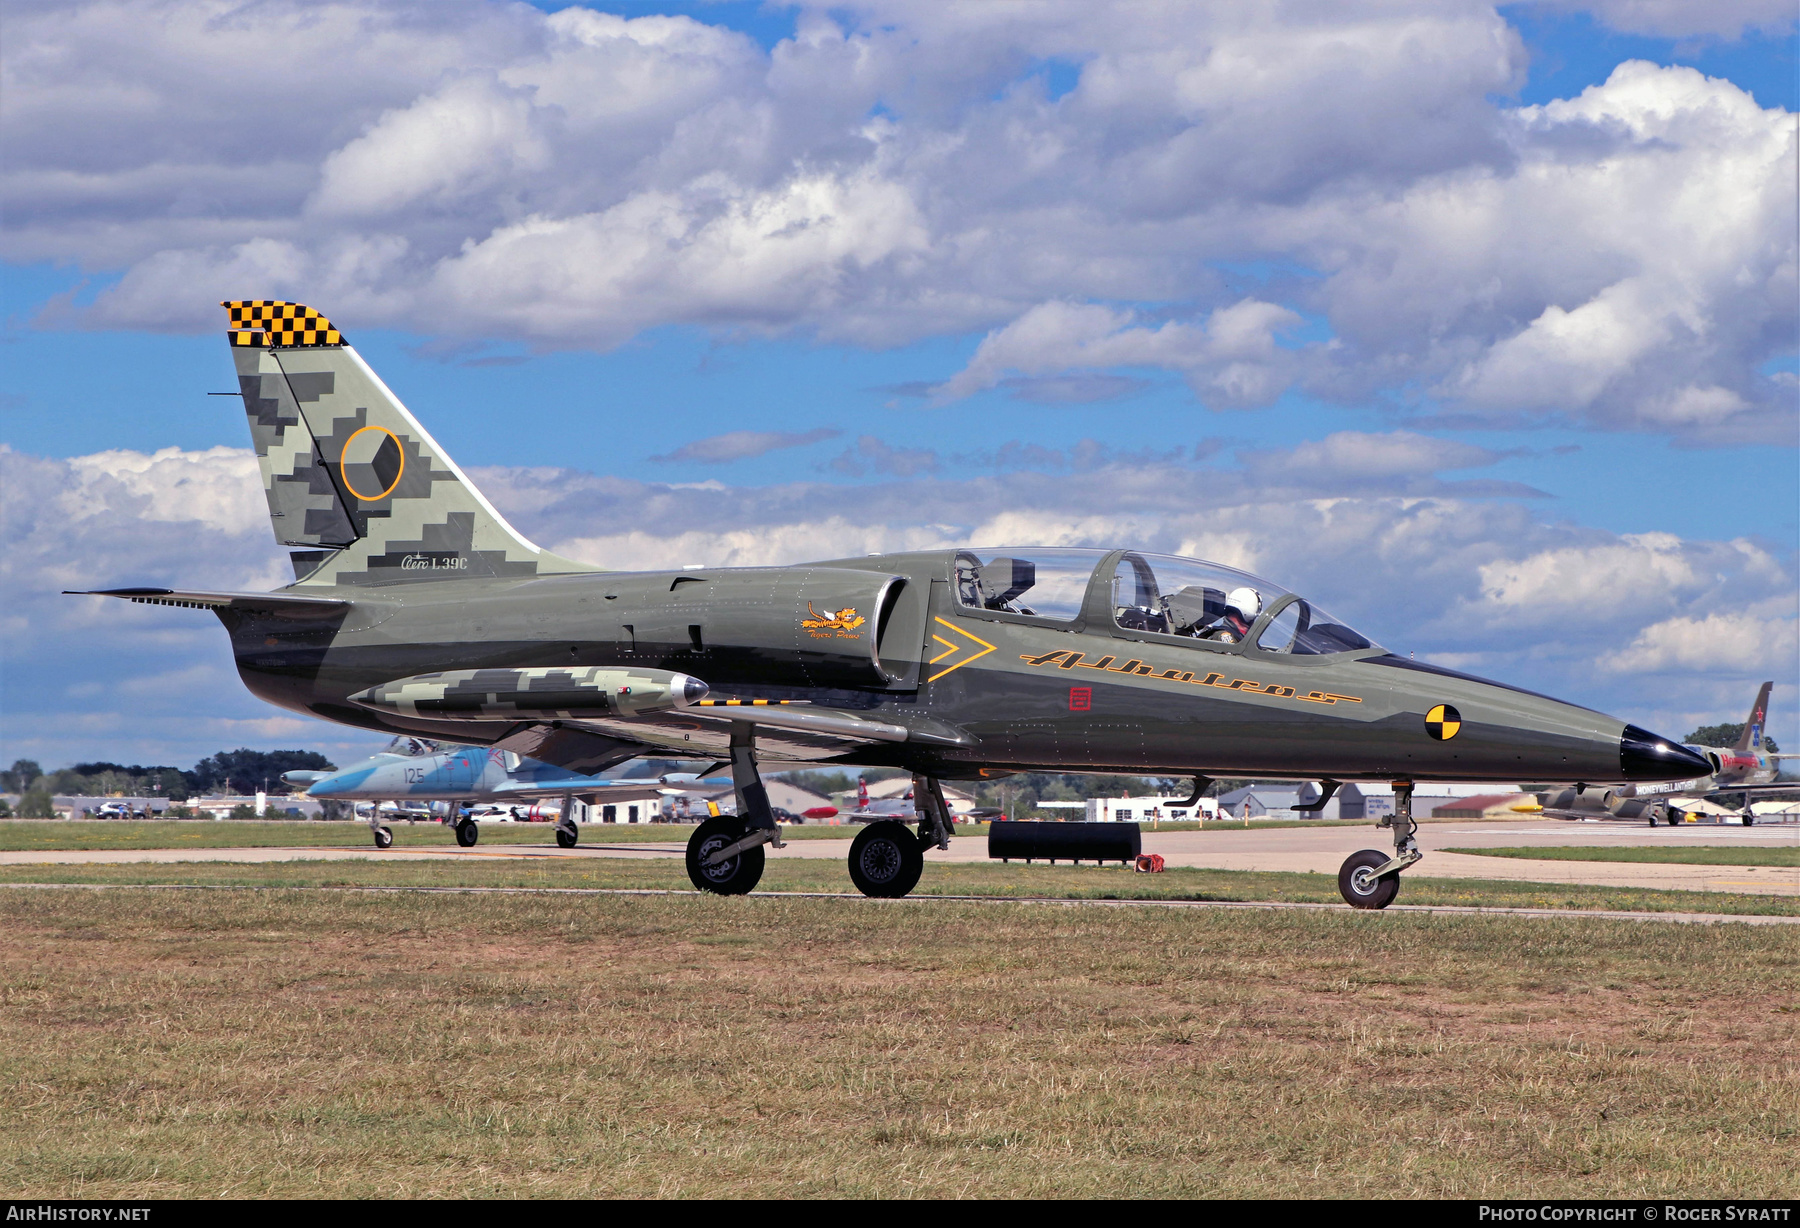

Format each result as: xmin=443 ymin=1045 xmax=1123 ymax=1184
xmin=1233 ymin=430 xmax=1540 ymax=495
xmin=930 ymin=299 xmax=1302 ymax=409
xmin=1599 ymin=610 xmax=1800 ymax=674
xmin=4 ymin=3 xmax=1789 ymax=439
xmin=0 ymin=444 xmax=379 ymax=770
xmin=651 ymin=427 xmax=840 ymax=463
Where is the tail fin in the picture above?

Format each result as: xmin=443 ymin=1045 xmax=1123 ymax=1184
xmin=224 ymin=301 xmax=599 ymax=586
xmin=1734 ymin=681 xmax=1773 ymax=753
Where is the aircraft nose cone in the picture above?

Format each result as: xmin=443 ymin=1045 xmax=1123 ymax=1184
xmin=1619 ymin=724 xmax=1711 ymax=781
xmin=681 ymin=675 xmax=709 ymax=704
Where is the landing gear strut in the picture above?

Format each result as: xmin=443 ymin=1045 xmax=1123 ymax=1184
xmin=685 ymin=727 xmax=783 ymax=894
xmin=1337 ymin=780 xmax=1420 ymax=909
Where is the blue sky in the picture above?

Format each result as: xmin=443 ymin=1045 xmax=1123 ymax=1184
xmin=2 ymin=0 xmax=1795 ymax=770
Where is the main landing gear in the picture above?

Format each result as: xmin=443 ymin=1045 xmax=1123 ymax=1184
xmin=682 ymin=730 xmax=952 ymax=900
xmin=685 ymin=729 xmax=783 ymax=895
xmin=454 ymin=818 xmax=480 ymax=847
xmin=845 ymin=773 xmax=952 ymax=899
xmin=1337 ymin=781 xmax=1421 ymax=910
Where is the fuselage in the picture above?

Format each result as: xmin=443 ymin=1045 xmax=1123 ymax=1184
xmin=222 ymin=546 xmax=1708 ymax=787
xmin=1633 ymin=745 xmax=1790 ymax=798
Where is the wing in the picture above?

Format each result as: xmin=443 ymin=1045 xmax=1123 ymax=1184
xmin=487 ymin=779 xmax=665 ymax=802
xmin=496 ymin=702 xmax=969 ymax=767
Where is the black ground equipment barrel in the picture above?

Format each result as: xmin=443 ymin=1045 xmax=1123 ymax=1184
xmin=987 ymin=821 xmax=1142 ymax=864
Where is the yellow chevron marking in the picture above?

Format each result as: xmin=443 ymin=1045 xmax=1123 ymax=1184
xmin=927 ymin=617 xmax=997 ymax=683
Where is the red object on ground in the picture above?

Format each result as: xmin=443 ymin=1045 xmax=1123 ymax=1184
xmin=803 ymin=806 xmax=838 ymax=819
xmin=1133 ymin=853 xmax=1166 ymax=874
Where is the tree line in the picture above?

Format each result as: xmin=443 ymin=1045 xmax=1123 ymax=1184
xmin=1 ymin=748 xmax=338 ymax=816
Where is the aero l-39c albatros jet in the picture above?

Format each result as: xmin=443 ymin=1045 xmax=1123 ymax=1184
xmin=1530 ymin=682 xmax=1800 ymax=826
xmin=72 ymin=301 xmax=1714 ymax=909
xmin=280 ymin=737 xmax=668 ymax=848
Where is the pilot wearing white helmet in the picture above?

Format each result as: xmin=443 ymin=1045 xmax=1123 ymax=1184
xmin=1200 ymin=586 xmax=1262 ymax=644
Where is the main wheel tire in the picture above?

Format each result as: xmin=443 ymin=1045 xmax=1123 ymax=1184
xmin=1338 ymin=849 xmax=1400 ymax=910
xmin=1665 ymin=809 xmax=1682 ymax=826
xmin=686 ymin=816 xmax=764 ymax=895
xmin=555 ymin=825 xmax=578 ymax=849
xmin=455 ymin=820 xmax=479 ymax=847
xmin=373 ymin=826 xmax=393 ymax=849
xmin=848 ymin=820 xmax=925 ymax=898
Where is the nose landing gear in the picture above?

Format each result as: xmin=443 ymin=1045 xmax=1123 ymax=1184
xmin=366 ymin=803 xmax=395 ymax=849
xmin=554 ymin=792 xmax=579 ymax=848
xmin=1337 ymin=781 xmax=1421 ymax=909
xmin=686 ymin=728 xmax=784 ymax=895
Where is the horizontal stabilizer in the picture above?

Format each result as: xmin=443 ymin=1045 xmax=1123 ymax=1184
xmin=68 ymin=587 xmax=348 ymax=618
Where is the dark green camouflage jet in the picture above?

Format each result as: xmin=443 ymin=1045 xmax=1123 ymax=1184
xmin=73 ymin=301 xmax=1710 ymax=907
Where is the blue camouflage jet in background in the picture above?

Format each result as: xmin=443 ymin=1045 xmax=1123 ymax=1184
xmin=282 ymin=737 xmax=669 ymax=848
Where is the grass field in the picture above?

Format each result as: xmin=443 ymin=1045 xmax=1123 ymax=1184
xmin=1449 ymin=846 xmax=1800 ymax=868
xmin=1 ymin=885 xmax=1794 ymax=1198
xmin=3 ymin=856 xmax=1797 ymax=916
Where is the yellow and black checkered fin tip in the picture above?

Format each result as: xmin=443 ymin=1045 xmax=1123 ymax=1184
xmin=221 ymin=300 xmax=343 ymax=348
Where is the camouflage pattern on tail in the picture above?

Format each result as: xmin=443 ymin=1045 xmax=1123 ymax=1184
xmin=224 ymin=300 xmax=599 ymax=586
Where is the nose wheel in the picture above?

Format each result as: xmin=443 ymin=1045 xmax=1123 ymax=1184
xmin=1338 ymin=849 xmax=1401 ymax=909
xmin=1337 ymin=781 xmax=1421 ymax=909
xmin=372 ymin=825 xmax=393 ymax=849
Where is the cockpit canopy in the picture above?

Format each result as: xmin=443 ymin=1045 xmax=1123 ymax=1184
xmin=380 ymin=736 xmax=441 ymax=758
xmin=953 ymin=547 xmax=1377 ymax=656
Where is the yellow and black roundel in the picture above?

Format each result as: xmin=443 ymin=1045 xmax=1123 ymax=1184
xmin=1424 ymin=704 xmax=1462 ymax=741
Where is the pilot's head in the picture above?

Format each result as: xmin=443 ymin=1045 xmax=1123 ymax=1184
xmin=1224 ymin=586 xmax=1262 ymax=631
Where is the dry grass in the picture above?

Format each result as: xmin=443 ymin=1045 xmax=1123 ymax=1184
xmin=0 ymin=886 xmax=1794 ymax=1198
xmin=2 ymin=856 xmax=1797 ymax=916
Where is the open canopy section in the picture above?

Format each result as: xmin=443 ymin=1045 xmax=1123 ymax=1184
xmin=952 ymin=547 xmax=1379 ymax=656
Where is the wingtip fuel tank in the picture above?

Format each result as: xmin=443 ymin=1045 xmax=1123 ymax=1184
xmin=350 ymin=667 xmax=708 ymax=721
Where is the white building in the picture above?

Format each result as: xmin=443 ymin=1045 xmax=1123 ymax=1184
xmin=1083 ymin=795 xmax=1217 ymax=823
